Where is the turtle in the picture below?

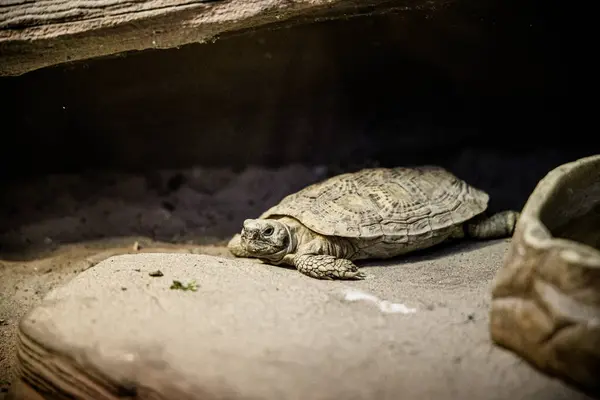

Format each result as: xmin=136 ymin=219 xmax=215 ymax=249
xmin=228 ymin=166 xmax=519 ymax=280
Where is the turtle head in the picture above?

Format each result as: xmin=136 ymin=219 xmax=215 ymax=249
xmin=240 ymin=219 xmax=293 ymax=262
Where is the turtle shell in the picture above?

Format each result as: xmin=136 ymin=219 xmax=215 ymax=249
xmin=260 ymin=166 xmax=489 ymax=239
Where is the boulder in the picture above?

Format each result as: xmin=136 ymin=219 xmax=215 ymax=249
xmin=490 ymin=154 xmax=600 ymax=397
xmin=0 ymin=0 xmax=428 ymax=76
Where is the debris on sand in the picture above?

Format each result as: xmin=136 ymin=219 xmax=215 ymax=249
xmin=170 ymin=280 xmax=198 ymax=292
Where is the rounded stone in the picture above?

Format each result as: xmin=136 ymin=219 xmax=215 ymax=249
xmin=490 ymin=154 xmax=600 ymax=396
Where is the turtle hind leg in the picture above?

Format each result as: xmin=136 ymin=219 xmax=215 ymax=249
xmin=293 ymin=254 xmax=366 ymax=280
xmin=465 ymin=210 xmax=520 ymax=239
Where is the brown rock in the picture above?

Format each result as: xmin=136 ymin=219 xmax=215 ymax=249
xmin=490 ymin=154 xmax=600 ymax=397
xmin=0 ymin=0 xmax=428 ymax=76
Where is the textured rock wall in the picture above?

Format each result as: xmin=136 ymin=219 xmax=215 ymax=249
xmin=0 ymin=0 xmax=412 ymax=76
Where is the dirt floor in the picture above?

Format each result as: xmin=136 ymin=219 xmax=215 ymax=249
xmin=0 ymin=164 xmax=331 ymax=395
xmin=0 ymin=157 xmax=585 ymax=397
xmin=11 ymin=240 xmax=589 ymax=400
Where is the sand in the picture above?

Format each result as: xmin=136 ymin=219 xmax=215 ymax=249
xmin=0 ymin=163 xmax=593 ymax=399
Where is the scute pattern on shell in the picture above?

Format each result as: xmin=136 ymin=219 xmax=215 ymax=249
xmin=260 ymin=166 xmax=489 ymax=239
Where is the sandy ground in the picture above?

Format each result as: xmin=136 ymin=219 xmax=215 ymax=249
xmin=0 ymin=164 xmax=330 ymax=395
xmin=0 ymin=159 xmax=587 ymax=398
xmin=9 ymin=243 xmax=590 ymax=400
xmin=0 ymin=239 xmax=237 ymax=394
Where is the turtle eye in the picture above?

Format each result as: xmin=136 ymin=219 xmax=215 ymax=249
xmin=263 ymin=226 xmax=274 ymax=237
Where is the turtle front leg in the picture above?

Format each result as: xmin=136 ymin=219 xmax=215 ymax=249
xmin=228 ymin=234 xmax=253 ymax=258
xmin=466 ymin=210 xmax=520 ymax=239
xmin=292 ymin=254 xmax=366 ymax=280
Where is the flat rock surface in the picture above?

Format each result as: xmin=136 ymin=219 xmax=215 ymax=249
xmin=14 ymin=241 xmax=592 ymax=400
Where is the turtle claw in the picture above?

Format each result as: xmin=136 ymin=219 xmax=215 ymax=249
xmin=352 ymin=271 xmax=367 ymax=280
xmin=294 ymin=254 xmax=365 ymax=281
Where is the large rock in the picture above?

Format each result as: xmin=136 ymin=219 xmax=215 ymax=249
xmin=11 ymin=246 xmax=589 ymax=399
xmin=0 ymin=0 xmax=429 ymax=76
xmin=490 ymin=154 xmax=600 ymax=397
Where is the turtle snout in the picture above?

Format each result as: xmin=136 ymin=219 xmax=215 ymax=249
xmin=242 ymin=230 xmax=259 ymax=240
xmin=242 ymin=219 xmax=260 ymax=240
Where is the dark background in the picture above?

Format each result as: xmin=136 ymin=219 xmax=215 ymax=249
xmin=0 ymin=0 xmax=592 ymax=246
